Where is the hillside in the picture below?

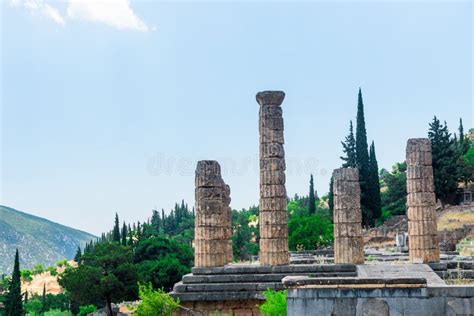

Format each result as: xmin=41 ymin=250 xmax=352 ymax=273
xmin=0 ymin=205 xmax=96 ymax=275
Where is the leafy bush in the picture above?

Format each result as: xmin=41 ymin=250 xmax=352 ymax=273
xmin=135 ymin=283 xmax=180 ymax=316
xmin=259 ymin=289 xmax=286 ymax=316
xmin=21 ymin=269 xmax=33 ymax=282
xmin=24 ymin=298 xmax=43 ymax=315
xmin=78 ymin=305 xmax=96 ymax=316
xmin=32 ymin=264 xmax=44 ymax=275
xmin=44 ymin=310 xmax=72 ymax=316
xmin=46 ymin=266 xmax=57 ymax=276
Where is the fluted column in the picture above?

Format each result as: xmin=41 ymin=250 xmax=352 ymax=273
xmin=406 ymin=138 xmax=440 ymax=263
xmin=223 ymin=184 xmax=233 ymax=263
xmin=257 ymin=91 xmax=289 ymax=266
xmin=332 ymin=168 xmax=364 ymax=264
xmin=194 ymin=160 xmax=231 ymax=267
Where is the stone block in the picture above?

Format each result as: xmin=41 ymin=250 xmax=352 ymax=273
xmin=408 ymin=220 xmax=438 ymax=236
xmin=407 ymin=206 xmax=437 ymax=221
xmin=407 ymin=192 xmax=436 ymax=207
xmin=259 ymin=196 xmax=288 ymax=211
xmin=260 ymin=158 xmax=286 ymax=171
xmin=333 ymin=168 xmax=359 ymax=182
xmin=256 ymin=90 xmax=285 ymax=106
xmin=334 ymin=222 xmax=362 ymax=237
xmin=406 ymin=166 xmax=434 ymax=180
xmin=407 ymin=178 xmax=435 ymax=193
xmin=260 ymin=184 xmax=287 ymax=198
xmin=260 ymin=169 xmax=286 ymax=185
xmin=406 ymin=150 xmax=433 ymax=166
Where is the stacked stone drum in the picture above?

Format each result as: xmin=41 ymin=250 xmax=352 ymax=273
xmin=257 ymin=91 xmax=289 ymax=266
xmin=332 ymin=168 xmax=364 ymax=264
xmin=406 ymin=138 xmax=440 ymax=263
xmin=194 ymin=160 xmax=232 ymax=267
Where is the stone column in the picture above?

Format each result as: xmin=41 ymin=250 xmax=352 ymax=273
xmin=223 ymin=184 xmax=233 ymax=263
xmin=406 ymin=138 xmax=440 ymax=263
xmin=332 ymin=168 xmax=364 ymax=264
xmin=194 ymin=160 xmax=231 ymax=267
xmin=257 ymin=91 xmax=289 ymax=266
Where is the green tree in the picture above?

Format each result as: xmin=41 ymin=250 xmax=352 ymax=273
xmin=42 ymin=284 xmax=47 ymax=314
xmin=380 ymin=162 xmax=407 ymax=216
xmin=24 ymin=298 xmax=42 ymax=315
xmin=328 ymin=175 xmax=334 ymax=219
xmin=428 ymin=117 xmax=458 ymax=205
xmin=368 ymin=141 xmax=382 ymax=222
xmin=6 ymin=249 xmax=23 ymax=316
xmin=355 ymin=88 xmax=372 ymax=226
xmin=74 ymin=247 xmax=82 ymax=265
xmin=59 ymin=243 xmax=137 ymax=315
xmin=121 ymin=222 xmax=128 ymax=246
xmin=135 ymin=283 xmax=179 ymax=316
xmin=308 ymin=174 xmax=316 ymax=215
xmin=340 ymin=120 xmax=357 ymax=168
xmin=134 ymin=236 xmax=193 ymax=291
xmin=112 ymin=213 xmax=121 ymax=242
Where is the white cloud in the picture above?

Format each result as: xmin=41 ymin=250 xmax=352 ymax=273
xmin=67 ymin=0 xmax=149 ymax=32
xmin=10 ymin=0 xmax=151 ymax=32
xmin=43 ymin=4 xmax=66 ymax=26
xmin=10 ymin=0 xmax=65 ymax=26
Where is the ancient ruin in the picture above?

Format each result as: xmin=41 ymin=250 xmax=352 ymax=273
xmin=406 ymin=138 xmax=440 ymax=263
xmin=169 ymin=92 xmax=474 ymax=316
xmin=332 ymin=168 xmax=364 ymax=264
xmin=194 ymin=160 xmax=232 ymax=267
xmin=257 ymin=91 xmax=289 ymax=266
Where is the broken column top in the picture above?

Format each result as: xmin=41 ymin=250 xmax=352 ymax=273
xmin=256 ymin=91 xmax=285 ymax=106
xmin=195 ymin=160 xmax=223 ymax=188
xmin=332 ymin=167 xmax=359 ymax=182
xmin=406 ymin=138 xmax=432 ymax=153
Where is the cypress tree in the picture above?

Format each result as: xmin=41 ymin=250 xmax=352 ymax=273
xmin=355 ymin=88 xmax=372 ymax=226
xmin=6 ymin=249 xmax=23 ymax=316
xmin=42 ymin=284 xmax=47 ymax=314
xmin=340 ymin=120 xmax=357 ymax=168
xmin=328 ymin=175 xmax=334 ymax=221
xmin=121 ymin=222 xmax=128 ymax=246
xmin=151 ymin=210 xmax=161 ymax=233
xmin=74 ymin=246 xmax=82 ymax=265
xmin=308 ymin=174 xmax=316 ymax=215
xmin=368 ymin=141 xmax=382 ymax=222
xmin=428 ymin=117 xmax=458 ymax=205
xmin=112 ymin=213 xmax=121 ymax=242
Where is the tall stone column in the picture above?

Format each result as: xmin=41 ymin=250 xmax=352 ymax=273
xmin=257 ymin=91 xmax=289 ymax=266
xmin=406 ymin=138 xmax=440 ymax=263
xmin=194 ymin=160 xmax=232 ymax=267
xmin=223 ymin=184 xmax=233 ymax=264
xmin=332 ymin=168 xmax=364 ymax=264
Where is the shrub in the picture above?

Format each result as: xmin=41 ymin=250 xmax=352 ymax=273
xmin=21 ymin=269 xmax=33 ymax=282
xmin=78 ymin=305 xmax=96 ymax=316
xmin=259 ymin=289 xmax=286 ymax=316
xmin=135 ymin=283 xmax=180 ymax=316
xmin=44 ymin=309 xmax=73 ymax=316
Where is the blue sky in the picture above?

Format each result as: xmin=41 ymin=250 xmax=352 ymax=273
xmin=1 ymin=0 xmax=472 ymax=235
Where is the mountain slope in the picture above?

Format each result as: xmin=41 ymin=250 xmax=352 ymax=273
xmin=0 ymin=205 xmax=96 ymax=275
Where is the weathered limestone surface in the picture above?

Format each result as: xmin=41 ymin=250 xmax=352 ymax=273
xmin=332 ymin=168 xmax=364 ymax=264
xmin=257 ymin=91 xmax=289 ymax=266
xmin=406 ymin=138 xmax=440 ymax=263
xmin=195 ymin=161 xmax=232 ymax=267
